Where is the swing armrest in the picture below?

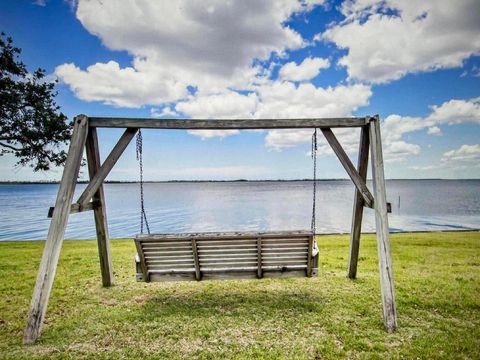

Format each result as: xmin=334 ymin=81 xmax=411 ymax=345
xmin=135 ymin=254 xmax=144 ymax=281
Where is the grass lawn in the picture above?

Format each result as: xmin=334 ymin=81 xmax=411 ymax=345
xmin=0 ymin=231 xmax=479 ymax=359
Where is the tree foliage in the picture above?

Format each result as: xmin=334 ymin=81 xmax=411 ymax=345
xmin=0 ymin=32 xmax=71 ymax=171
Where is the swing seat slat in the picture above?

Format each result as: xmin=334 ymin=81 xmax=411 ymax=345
xmin=135 ymin=230 xmax=318 ymax=282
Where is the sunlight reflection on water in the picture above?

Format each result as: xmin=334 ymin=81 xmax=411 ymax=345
xmin=0 ymin=180 xmax=479 ymax=240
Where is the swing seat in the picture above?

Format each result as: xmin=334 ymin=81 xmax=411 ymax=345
xmin=135 ymin=230 xmax=319 ymax=282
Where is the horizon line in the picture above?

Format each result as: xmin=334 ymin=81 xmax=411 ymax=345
xmin=1 ymin=178 xmax=479 ymax=184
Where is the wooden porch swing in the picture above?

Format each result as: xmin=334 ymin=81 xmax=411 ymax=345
xmin=133 ymin=128 xmax=320 ymax=282
xmin=23 ymin=115 xmax=397 ymax=345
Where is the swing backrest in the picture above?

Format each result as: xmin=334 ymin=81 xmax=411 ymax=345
xmin=135 ymin=230 xmax=318 ymax=282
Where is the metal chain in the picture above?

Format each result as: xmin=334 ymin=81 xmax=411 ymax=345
xmin=311 ymin=128 xmax=318 ymax=236
xmin=136 ymin=130 xmax=150 ymax=234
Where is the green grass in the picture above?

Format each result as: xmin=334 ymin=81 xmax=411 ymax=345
xmin=0 ymin=232 xmax=479 ymax=359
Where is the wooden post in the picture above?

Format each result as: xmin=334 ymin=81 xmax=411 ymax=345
xmin=347 ymin=125 xmax=370 ymax=279
xmin=23 ymin=115 xmax=89 ymax=344
xmin=369 ymin=116 xmax=397 ymax=332
xmin=85 ymin=127 xmax=114 ymax=287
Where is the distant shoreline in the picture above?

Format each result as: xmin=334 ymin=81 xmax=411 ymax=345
xmin=0 ymin=229 xmax=479 ymax=242
xmin=0 ymin=178 xmax=478 ymax=185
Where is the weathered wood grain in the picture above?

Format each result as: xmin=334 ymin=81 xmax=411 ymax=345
xmin=369 ymin=116 xmax=397 ymax=332
xmin=134 ymin=239 xmax=150 ymax=283
xmin=85 ymin=127 xmax=114 ymax=287
xmin=348 ymin=125 xmax=370 ymax=279
xmin=23 ymin=115 xmax=88 ymax=344
xmin=136 ymin=230 xmax=313 ymax=240
xmin=135 ymin=231 xmax=315 ymax=282
xmin=89 ymin=117 xmax=368 ymax=129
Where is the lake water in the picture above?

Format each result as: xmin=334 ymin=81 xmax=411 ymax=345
xmin=0 ymin=180 xmax=479 ymax=241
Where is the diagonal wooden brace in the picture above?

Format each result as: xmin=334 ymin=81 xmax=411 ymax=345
xmin=76 ymin=128 xmax=138 ymax=207
xmin=321 ymin=128 xmax=374 ymax=208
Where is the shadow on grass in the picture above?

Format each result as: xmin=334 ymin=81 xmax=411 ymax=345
xmin=136 ymin=282 xmax=328 ymax=321
xmin=36 ymin=282 xmax=332 ymax=350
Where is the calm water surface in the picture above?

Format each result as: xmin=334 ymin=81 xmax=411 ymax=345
xmin=0 ymin=180 xmax=479 ymax=240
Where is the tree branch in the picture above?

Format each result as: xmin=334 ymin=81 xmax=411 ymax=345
xmin=0 ymin=141 xmax=22 ymax=152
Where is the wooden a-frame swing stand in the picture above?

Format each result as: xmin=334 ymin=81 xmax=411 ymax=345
xmin=23 ymin=115 xmax=397 ymax=344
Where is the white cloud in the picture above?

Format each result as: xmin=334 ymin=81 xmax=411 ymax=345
xmin=265 ymin=129 xmax=313 ymax=150
xmin=279 ymin=57 xmax=330 ymax=81
xmin=176 ymin=91 xmax=258 ymax=119
xmin=473 ymin=66 xmax=480 ymax=77
xmin=175 ymin=91 xmax=258 ymax=139
xmin=427 ymin=97 xmax=480 ymax=125
xmin=265 ymin=127 xmax=362 ymax=154
xmin=409 ymin=164 xmax=440 ymax=171
xmin=427 ymin=126 xmax=442 ymax=136
xmin=262 ymin=96 xmax=477 ymax=164
xmin=187 ymin=129 xmax=240 ymax=140
xmin=151 ymin=106 xmax=178 ymax=118
xmin=383 ymin=140 xmax=420 ymax=163
xmin=442 ymin=144 xmax=480 ymax=164
xmin=174 ymin=81 xmax=371 ymax=146
xmin=56 ymin=0 xmax=324 ymax=107
xmin=55 ymin=61 xmax=188 ymax=108
xmin=52 ymin=0 xmax=480 ymax=172
xmin=382 ymin=97 xmax=480 ymax=162
xmin=260 ymin=82 xmax=370 ymax=150
xmin=33 ymin=0 xmax=46 ymax=6
xmin=256 ymin=82 xmax=371 ymax=120
xmin=409 ymin=144 xmax=480 ymax=172
xmin=320 ymin=0 xmax=480 ymax=83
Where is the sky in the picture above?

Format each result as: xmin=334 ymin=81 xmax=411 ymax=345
xmin=1 ymin=0 xmax=479 ymax=181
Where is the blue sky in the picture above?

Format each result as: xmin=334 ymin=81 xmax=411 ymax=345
xmin=1 ymin=0 xmax=479 ymax=181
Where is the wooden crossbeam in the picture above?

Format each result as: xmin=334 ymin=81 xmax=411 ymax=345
xmin=321 ymin=128 xmax=374 ymax=208
xmin=89 ymin=117 xmax=368 ymax=129
xmin=77 ymin=128 xmax=138 ymax=207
